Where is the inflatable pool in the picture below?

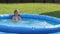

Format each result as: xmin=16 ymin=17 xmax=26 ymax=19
xmin=0 ymin=14 xmax=60 ymax=34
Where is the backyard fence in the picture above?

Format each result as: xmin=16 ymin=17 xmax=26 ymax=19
xmin=0 ymin=0 xmax=60 ymax=3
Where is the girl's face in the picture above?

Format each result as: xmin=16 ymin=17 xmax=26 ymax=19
xmin=14 ymin=10 xmax=19 ymax=16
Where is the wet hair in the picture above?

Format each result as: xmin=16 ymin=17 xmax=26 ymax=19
xmin=14 ymin=9 xmax=20 ymax=16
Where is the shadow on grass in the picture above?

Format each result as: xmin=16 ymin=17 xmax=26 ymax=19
xmin=40 ymin=11 xmax=60 ymax=25
xmin=40 ymin=11 xmax=60 ymax=18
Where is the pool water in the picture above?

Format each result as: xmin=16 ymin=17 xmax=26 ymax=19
xmin=0 ymin=32 xmax=60 ymax=34
xmin=0 ymin=18 xmax=60 ymax=34
xmin=0 ymin=18 xmax=57 ymax=27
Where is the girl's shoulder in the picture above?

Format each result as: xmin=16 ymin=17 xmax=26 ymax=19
xmin=12 ymin=15 xmax=15 ymax=18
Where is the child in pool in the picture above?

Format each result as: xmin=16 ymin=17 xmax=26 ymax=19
xmin=12 ymin=9 xmax=21 ymax=21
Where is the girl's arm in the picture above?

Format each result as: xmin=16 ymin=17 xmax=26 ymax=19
xmin=18 ymin=16 xmax=21 ymax=20
xmin=12 ymin=16 xmax=15 ymax=21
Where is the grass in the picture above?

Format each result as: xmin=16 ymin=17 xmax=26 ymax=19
xmin=0 ymin=3 xmax=60 ymax=18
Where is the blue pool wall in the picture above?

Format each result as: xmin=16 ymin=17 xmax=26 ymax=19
xmin=0 ymin=14 xmax=60 ymax=23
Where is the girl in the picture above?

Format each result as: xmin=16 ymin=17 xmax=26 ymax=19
xmin=12 ymin=9 xmax=21 ymax=21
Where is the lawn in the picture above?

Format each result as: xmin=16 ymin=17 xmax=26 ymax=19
xmin=0 ymin=3 xmax=60 ymax=18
